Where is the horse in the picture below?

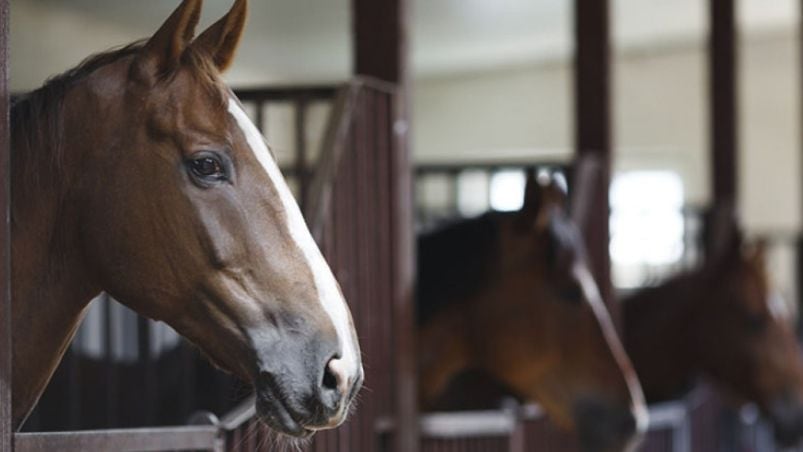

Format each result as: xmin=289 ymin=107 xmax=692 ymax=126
xmin=10 ymin=0 xmax=362 ymax=437
xmin=623 ymin=225 xmax=803 ymax=446
xmin=417 ymin=171 xmax=647 ymax=452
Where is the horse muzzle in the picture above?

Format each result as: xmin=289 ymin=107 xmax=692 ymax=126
xmin=767 ymin=394 xmax=803 ymax=447
xmin=573 ymin=397 xmax=645 ymax=452
xmin=253 ymin=336 xmax=364 ymax=437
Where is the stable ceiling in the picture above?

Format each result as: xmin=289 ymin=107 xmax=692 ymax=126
xmin=11 ymin=0 xmax=798 ymax=90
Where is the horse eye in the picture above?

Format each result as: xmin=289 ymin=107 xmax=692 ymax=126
xmin=188 ymin=155 xmax=226 ymax=182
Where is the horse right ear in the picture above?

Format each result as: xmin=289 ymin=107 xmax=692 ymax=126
xmin=192 ymin=0 xmax=248 ymax=72
xmin=519 ymin=169 xmax=567 ymax=231
xmin=521 ymin=169 xmax=541 ymax=219
xmin=134 ymin=0 xmax=203 ymax=82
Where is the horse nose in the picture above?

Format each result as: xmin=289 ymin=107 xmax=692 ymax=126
xmin=254 ymin=334 xmax=362 ymax=435
xmin=768 ymin=393 xmax=803 ymax=446
xmin=573 ymin=398 xmax=644 ymax=452
xmin=318 ymin=355 xmax=364 ymax=420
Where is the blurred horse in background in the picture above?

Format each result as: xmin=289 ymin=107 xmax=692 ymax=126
xmin=624 ymin=212 xmax=803 ymax=446
xmin=417 ymin=168 xmax=647 ymax=452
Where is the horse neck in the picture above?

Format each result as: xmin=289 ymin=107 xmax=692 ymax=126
xmin=417 ymin=301 xmax=473 ymax=409
xmin=623 ymin=271 xmax=707 ymax=402
xmin=10 ymin=89 xmax=101 ymax=429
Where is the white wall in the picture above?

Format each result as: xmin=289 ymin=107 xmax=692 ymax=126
xmin=413 ymin=62 xmax=572 ymax=165
xmin=413 ymin=29 xmax=802 ymax=235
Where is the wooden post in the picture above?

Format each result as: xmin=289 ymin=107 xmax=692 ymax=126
xmin=0 ymin=0 xmax=12 ymax=449
xmin=709 ymin=0 xmax=738 ymax=206
xmin=573 ymin=0 xmax=614 ymax=314
xmin=704 ymin=0 xmax=739 ymax=259
xmin=352 ymin=0 xmax=417 ymax=451
xmin=798 ymin=0 xmax=803 ymax=335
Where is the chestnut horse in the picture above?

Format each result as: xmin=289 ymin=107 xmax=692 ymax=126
xmin=10 ymin=0 xmax=362 ymax=437
xmin=624 ymin=228 xmax=803 ymax=446
xmin=417 ymin=172 xmax=647 ymax=452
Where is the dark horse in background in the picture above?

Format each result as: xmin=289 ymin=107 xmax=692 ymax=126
xmin=417 ymin=170 xmax=646 ymax=452
xmin=624 ymin=213 xmax=803 ymax=447
xmin=10 ymin=0 xmax=362 ymax=437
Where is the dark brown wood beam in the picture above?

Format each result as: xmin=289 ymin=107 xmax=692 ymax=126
xmin=573 ymin=0 xmax=614 ymax=311
xmin=0 ymin=0 xmax=11 ymax=449
xmin=704 ymin=0 xmax=739 ymax=260
xmin=709 ymin=0 xmax=738 ymax=206
xmin=352 ymin=0 xmax=407 ymax=85
xmin=798 ymin=0 xmax=803 ymax=335
xmin=351 ymin=1 xmax=417 ymax=450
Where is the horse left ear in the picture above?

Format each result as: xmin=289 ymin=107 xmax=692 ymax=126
xmin=519 ymin=169 xmax=567 ymax=232
xmin=192 ymin=0 xmax=248 ymax=72
xmin=136 ymin=0 xmax=203 ymax=81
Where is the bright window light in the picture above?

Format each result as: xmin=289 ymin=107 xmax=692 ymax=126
xmin=610 ymin=170 xmax=685 ymax=287
xmin=490 ymin=170 xmax=526 ymax=211
xmin=457 ymin=170 xmax=490 ymax=217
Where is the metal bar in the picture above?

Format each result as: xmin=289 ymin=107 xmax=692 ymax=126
xmin=573 ymin=0 xmax=614 ymax=318
xmin=14 ymin=426 xmax=219 ymax=452
xmin=295 ymin=98 xmax=309 ymax=212
xmin=136 ymin=316 xmax=154 ymax=425
xmin=709 ymin=0 xmax=738 ymax=204
xmin=419 ymin=411 xmax=517 ymax=439
xmin=102 ymin=295 xmax=117 ymax=427
xmin=0 ymin=0 xmax=11 ymax=449
xmin=233 ymin=86 xmax=337 ymax=103
xmin=508 ymin=419 xmax=525 ymax=452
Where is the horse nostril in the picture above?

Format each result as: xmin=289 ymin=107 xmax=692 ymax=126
xmin=322 ymin=361 xmax=339 ymax=392
xmin=324 ymin=356 xmax=347 ymax=395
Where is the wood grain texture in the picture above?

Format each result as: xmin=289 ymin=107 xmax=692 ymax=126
xmin=573 ymin=0 xmax=615 ymax=320
xmin=0 ymin=0 xmax=11 ymax=449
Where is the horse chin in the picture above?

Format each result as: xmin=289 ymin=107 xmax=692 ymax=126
xmin=255 ymin=394 xmax=316 ymax=439
xmin=572 ymin=397 xmax=643 ymax=452
xmin=767 ymin=396 xmax=803 ymax=447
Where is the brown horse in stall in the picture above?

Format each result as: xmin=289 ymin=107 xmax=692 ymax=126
xmin=623 ymin=224 xmax=803 ymax=446
xmin=417 ymin=171 xmax=647 ymax=452
xmin=10 ymin=0 xmax=362 ymax=437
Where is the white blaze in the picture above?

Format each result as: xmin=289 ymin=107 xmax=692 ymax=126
xmin=574 ymin=263 xmax=649 ymax=437
xmin=228 ymin=98 xmax=360 ymax=377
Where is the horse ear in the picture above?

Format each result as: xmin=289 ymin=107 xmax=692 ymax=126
xmin=521 ymin=169 xmax=541 ymax=217
xmin=136 ymin=0 xmax=203 ymax=80
xmin=519 ymin=169 xmax=567 ymax=231
xmin=192 ymin=0 xmax=248 ymax=72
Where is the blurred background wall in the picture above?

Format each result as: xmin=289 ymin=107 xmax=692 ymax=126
xmin=10 ymin=0 xmax=803 ymax=302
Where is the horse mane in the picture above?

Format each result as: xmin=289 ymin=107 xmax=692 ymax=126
xmin=12 ymin=42 xmax=143 ymax=172
xmin=622 ymin=258 xmax=727 ymax=335
xmin=417 ymin=212 xmax=505 ymax=325
xmin=416 ymin=209 xmax=589 ymax=325
xmin=11 ymin=40 xmax=224 ymax=188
